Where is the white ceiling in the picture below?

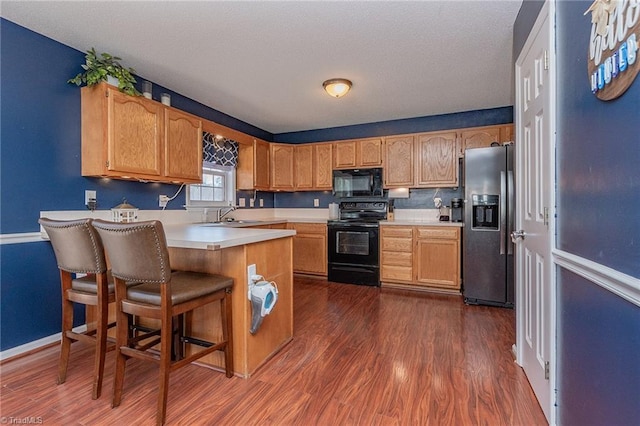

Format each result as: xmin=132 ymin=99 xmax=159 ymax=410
xmin=2 ymin=1 xmax=523 ymax=134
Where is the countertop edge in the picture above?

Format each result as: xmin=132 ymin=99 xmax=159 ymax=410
xmin=380 ymin=220 xmax=464 ymax=227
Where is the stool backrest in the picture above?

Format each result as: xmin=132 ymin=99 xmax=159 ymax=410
xmin=92 ymin=219 xmax=171 ymax=284
xmin=39 ymin=217 xmax=107 ymax=274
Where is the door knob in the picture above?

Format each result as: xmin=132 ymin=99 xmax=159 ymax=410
xmin=511 ymin=229 xmax=526 ymax=243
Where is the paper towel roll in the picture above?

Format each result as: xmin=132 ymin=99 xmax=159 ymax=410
xmin=329 ymin=203 xmax=339 ymax=219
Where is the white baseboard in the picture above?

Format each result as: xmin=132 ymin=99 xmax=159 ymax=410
xmin=0 ymin=325 xmax=87 ymax=362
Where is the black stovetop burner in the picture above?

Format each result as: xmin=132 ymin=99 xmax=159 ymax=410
xmin=334 ymin=200 xmax=388 ymax=223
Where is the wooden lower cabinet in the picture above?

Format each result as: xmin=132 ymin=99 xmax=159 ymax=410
xmin=381 ymin=225 xmax=461 ymax=293
xmin=287 ymin=222 xmax=327 ymax=276
xmin=380 ymin=226 xmax=413 ymax=283
xmin=414 ymin=227 xmax=460 ymax=291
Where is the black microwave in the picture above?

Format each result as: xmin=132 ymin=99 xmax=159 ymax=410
xmin=332 ymin=168 xmax=384 ymax=198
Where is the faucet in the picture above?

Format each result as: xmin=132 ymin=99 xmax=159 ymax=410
xmin=217 ymin=205 xmax=236 ymax=222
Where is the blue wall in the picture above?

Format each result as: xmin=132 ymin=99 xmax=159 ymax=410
xmin=558 ymin=268 xmax=640 ymax=425
xmin=555 ymin=1 xmax=640 ymax=423
xmin=514 ymin=1 xmax=640 ymax=423
xmin=274 ymin=106 xmax=513 ymax=144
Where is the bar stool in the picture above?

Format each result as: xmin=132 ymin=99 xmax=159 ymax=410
xmin=92 ymin=219 xmax=233 ymax=426
xmin=38 ymin=217 xmax=115 ymax=399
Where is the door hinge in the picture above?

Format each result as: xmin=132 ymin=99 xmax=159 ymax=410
xmin=544 ymin=361 xmax=550 ymax=380
xmin=543 ymin=207 xmax=549 ymax=227
xmin=544 ymin=50 xmax=550 ymax=70
xmin=105 ymin=160 xmax=109 ymax=168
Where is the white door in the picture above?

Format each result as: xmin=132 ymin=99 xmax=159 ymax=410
xmin=514 ymin=1 xmax=555 ymax=423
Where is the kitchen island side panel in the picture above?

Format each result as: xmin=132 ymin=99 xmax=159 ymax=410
xmin=168 ymin=235 xmax=293 ymax=377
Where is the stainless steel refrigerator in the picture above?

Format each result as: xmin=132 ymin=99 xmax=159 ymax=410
xmin=463 ymin=145 xmax=514 ymax=307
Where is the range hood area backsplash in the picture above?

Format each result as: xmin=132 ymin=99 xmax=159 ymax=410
xmin=269 ymin=187 xmax=463 ymax=210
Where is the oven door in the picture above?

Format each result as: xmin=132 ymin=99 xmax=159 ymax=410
xmin=328 ymin=223 xmax=379 ymax=266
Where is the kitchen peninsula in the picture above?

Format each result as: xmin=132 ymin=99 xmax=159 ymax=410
xmin=165 ymin=224 xmax=294 ymax=377
xmin=86 ymin=223 xmax=295 ymax=378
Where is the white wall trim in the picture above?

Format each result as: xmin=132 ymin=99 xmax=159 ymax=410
xmin=0 ymin=232 xmax=43 ymax=245
xmin=0 ymin=325 xmax=87 ymax=362
xmin=553 ymin=249 xmax=640 ymax=308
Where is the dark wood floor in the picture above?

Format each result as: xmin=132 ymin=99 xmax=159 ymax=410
xmin=1 ymin=277 xmax=546 ymax=425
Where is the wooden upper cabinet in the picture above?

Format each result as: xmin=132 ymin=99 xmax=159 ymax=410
xmin=270 ymin=143 xmax=295 ymax=190
xmin=254 ymin=139 xmax=270 ymax=189
xmin=415 ymin=131 xmax=458 ymax=187
xmin=334 ymin=141 xmax=357 ymax=168
xmin=164 ymin=108 xmax=202 ymax=182
xmin=313 ymin=143 xmax=333 ymax=190
xmin=81 ymin=83 xmax=201 ymax=183
xmin=333 ymin=138 xmax=382 ymax=169
xmin=500 ymin=124 xmax=515 ymax=143
xmin=294 ymin=144 xmax=313 ymax=190
xmin=358 ymin=138 xmax=383 ymax=167
xmin=237 ymin=139 xmax=270 ymax=191
xmin=459 ymin=126 xmax=501 ymax=155
xmin=383 ymin=135 xmax=414 ymax=187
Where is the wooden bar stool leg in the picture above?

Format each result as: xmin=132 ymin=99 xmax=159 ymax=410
xmin=222 ymin=289 xmax=234 ymax=378
xmin=57 ymin=272 xmax=74 ymax=385
xmin=112 ymin=280 xmax=130 ymax=408
xmin=92 ymin=276 xmax=109 ymax=399
xmin=157 ymin=303 xmax=173 ymax=425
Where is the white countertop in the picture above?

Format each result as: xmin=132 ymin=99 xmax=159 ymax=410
xmin=380 ymin=220 xmax=464 ymax=227
xmin=163 ymin=223 xmax=296 ymax=250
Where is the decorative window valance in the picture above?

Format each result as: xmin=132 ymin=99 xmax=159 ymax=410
xmin=203 ymin=132 xmax=239 ymax=167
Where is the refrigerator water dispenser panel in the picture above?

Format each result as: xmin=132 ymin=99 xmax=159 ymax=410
xmin=472 ymin=194 xmax=499 ymax=230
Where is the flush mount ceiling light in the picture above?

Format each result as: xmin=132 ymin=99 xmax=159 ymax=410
xmin=323 ymin=78 xmax=352 ymax=98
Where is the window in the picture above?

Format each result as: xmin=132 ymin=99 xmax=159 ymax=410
xmin=186 ymin=162 xmax=235 ymax=207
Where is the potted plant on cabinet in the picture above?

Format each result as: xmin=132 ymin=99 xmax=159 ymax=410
xmin=68 ymin=47 xmax=141 ymax=96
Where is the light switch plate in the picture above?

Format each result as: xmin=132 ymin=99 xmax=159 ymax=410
xmin=259 ymin=198 xmax=264 ymax=207
xmin=249 ymin=199 xmax=255 ymax=207
xmin=239 ymin=198 xmax=246 ymax=207
xmin=313 ymin=198 xmax=319 ymax=207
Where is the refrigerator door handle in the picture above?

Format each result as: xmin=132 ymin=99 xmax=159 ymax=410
xmin=500 ymin=171 xmax=506 ymax=255
xmin=507 ymin=170 xmax=515 ymax=255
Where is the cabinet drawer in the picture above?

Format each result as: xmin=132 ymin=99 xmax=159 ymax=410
xmin=381 ymin=237 xmax=413 ymax=252
xmin=415 ymin=227 xmax=459 ymax=240
xmin=287 ymin=223 xmax=326 ymax=234
xmin=381 ymin=226 xmax=413 ymax=238
xmin=382 ymin=251 xmax=412 ymax=267
xmin=381 ymin=265 xmax=413 ymax=282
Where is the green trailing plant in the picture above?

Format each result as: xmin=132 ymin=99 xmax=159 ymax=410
xmin=68 ymin=48 xmax=141 ymax=96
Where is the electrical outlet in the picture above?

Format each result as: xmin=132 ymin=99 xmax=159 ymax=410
xmin=314 ymin=198 xmax=319 ymax=207
xmin=249 ymin=198 xmax=255 ymax=208
xmin=85 ymin=190 xmax=97 ymax=211
xmin=159 ymin=195 xmax=169 ymax=208
xmin=259 ymin=198 xmax=264 ymax=207
xmin=239 ymin=198 xmax=246 ymax=207
xmin=85 ymin=190 xmax=96 ymax=205
xmin=434 ymin=197 xmax=442 ymax=208
xmin=247 ymin=264 xmax=256 ymax=299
